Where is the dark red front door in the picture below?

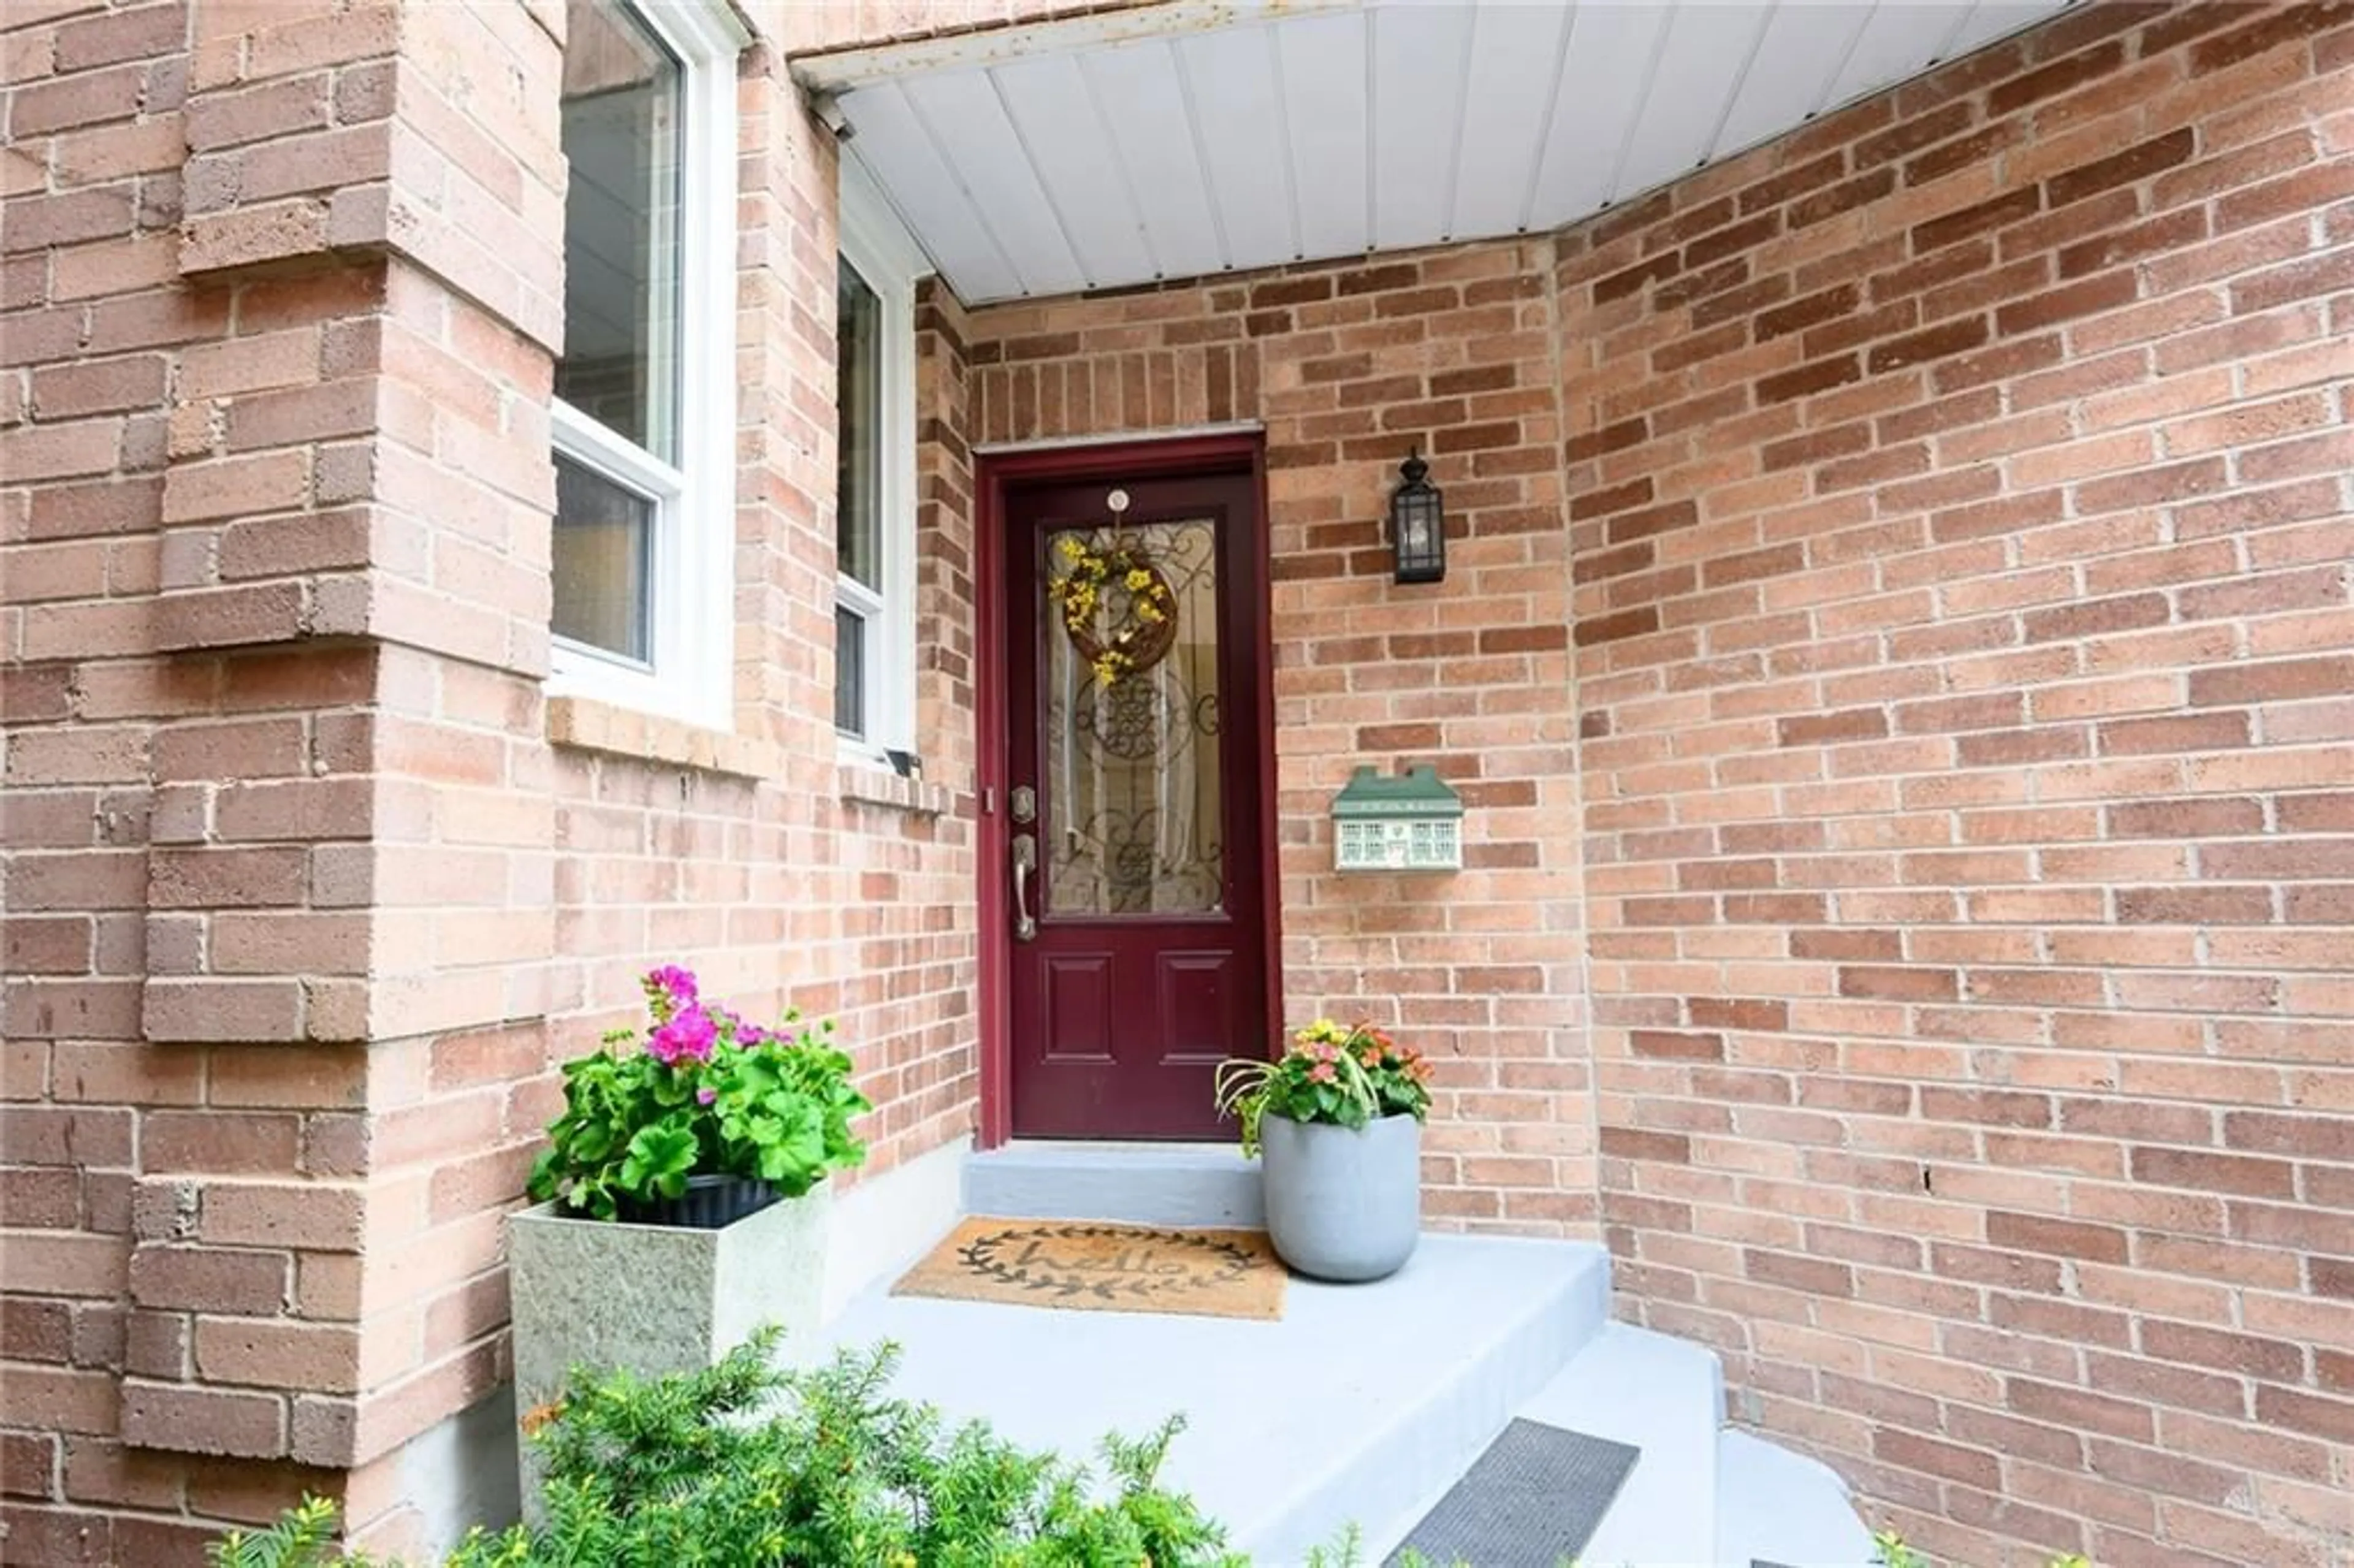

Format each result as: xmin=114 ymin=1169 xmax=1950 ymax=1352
xmin=1004 ymin=468 xmax=1270 ymax=1138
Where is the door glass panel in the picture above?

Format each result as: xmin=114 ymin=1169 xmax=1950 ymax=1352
xmin=1043 ymin=519 xmax=1223 ymax=916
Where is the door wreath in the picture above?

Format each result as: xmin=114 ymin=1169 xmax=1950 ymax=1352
xmin=1049 ymin=533 xmax=1178 ymax=687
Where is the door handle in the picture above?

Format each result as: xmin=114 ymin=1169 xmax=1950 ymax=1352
xmin=1011 ymin=832 xmax=1037 ymax=942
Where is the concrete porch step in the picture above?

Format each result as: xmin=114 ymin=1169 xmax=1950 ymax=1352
xmin=1713 ymin=1428 xmax=1877 ymax=1568
xmin=962 ymin=1140 xmax=1265 ymax=1227
xmin=1464 ymin=1322 xmax=1724 ymax=1568
xmin=934 ymin=1145 xmax=1871 ymax=1566
xmin=1366 ymin=1322 xmax=1878 ymax=1568
xmin=809 ymin=1231 xmax=1610 ymax=1566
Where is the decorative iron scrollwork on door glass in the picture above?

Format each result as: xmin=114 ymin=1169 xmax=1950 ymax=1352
xmin=1043 ymin=519 xmax=1224 ymax=916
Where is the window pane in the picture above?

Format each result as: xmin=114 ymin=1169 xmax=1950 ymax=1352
xmin=553 ymin=453 xmax=654 ymax=661
xmin=835 ymin=605 xmax=867 ymax=735
xmin=558 ymin=0 xmax=681 ymax=463
xmin=836 ymin=260 xmax=883 ymax=592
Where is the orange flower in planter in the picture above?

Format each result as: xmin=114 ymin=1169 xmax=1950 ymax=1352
xmin=1214 ymin=1016 xmax=1434 ymax=1155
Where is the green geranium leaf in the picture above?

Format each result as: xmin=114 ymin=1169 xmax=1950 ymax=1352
xmin=619 ymin=1123 xmax=699 ymax=1199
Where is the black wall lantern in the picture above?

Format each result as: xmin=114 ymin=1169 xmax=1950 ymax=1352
xmin=1388 ymin=449 xmax=1445 ymax=585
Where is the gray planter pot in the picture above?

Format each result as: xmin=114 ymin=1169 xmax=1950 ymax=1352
xmin=1260 ymin=1111 xmax=1421 ymax=1282
xmin=506 ymin=1181 xmax=831 ymax=1518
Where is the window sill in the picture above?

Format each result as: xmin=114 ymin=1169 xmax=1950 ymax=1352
xmin=546 ymin=696 xmax=778 ymax=782
xmin=837 ymin=763 xmax=952 ymax=818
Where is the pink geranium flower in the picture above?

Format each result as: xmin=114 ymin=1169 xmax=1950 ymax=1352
xmin=648 ymin=1004 xmax=718 ymax=1065
xmin=714 ymin=1007 xmax=769 ymax=1047
xmin=647 ymin=965 xmax=699 ymax=1006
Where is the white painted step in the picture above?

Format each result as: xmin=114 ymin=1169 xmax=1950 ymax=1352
xmin=811 ymin=1233 xmax=1610 ymax=1566
xmin=1538 ymin=1324 xmax=1721 ymax=1567
xmin=964 ymin=1140 xmax=1265 ymax=1227
xmin=1713 ymin=1428 xmax=1876 ymax=1568
xmin=1367 ymin=1322 xmax=1726 ymax=1567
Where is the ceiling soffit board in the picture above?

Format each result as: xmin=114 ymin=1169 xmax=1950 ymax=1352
xmin=804 ymin=0 xmax=2077 ymax=305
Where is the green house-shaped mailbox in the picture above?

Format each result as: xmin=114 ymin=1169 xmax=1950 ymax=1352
xmin=1331 ymin=764 xmax=1464 ymax=872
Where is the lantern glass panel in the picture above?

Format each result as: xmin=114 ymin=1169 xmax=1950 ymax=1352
xmin=1392 ymin=488 xmax=1444 ymax=583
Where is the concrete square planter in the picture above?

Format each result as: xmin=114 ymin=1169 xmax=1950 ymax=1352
xmin=507 ymin=1180 xmax=832 ymax=1515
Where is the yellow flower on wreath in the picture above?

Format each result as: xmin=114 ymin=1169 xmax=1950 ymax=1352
xmin=1051 ymin=530 xmax=1176 ymax=688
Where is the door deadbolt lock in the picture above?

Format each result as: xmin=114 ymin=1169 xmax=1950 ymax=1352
xmin=1010 ymin=785 xmax=1036 ymax=824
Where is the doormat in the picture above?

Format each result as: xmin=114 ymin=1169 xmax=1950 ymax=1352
xmin=891 ymin=1217 xmax=1286 ymax=1320
xmin=1383 ymin=1418 xmax=1639 ymax=1567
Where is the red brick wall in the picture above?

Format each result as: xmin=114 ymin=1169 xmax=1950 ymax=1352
xmin=2 ymin=2 xmax=985 ymax=1561
xmin=7 ymin=0 xmax=2351 ymax=1562
xmin=962 ymin=242 xmax=1598 ymax=1233
xmin=1560 ymin=5 xmax=2353 ymax=1564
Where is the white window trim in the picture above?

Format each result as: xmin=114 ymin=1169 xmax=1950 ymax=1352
xmin=547 ymin=0 xmax=747 ymax=734
xmin=836 ymin=153 xmax=926 ymax=766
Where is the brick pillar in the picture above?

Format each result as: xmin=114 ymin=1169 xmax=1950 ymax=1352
xmin=914 ymin=279 xmax=978 ymax=791
xmin=4 ymin=0 xmax=565 ymax=1556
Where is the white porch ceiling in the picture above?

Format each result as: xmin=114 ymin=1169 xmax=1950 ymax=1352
xmin=797 ymin=0 xmax=2074 ymax=306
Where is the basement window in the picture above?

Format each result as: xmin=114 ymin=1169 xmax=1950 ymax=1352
xmin=547 ymin=0 xmax=745 ymax=730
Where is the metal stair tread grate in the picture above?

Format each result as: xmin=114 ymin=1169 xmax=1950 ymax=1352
xmin=1382 ymin=1417 xmax=1639 ymax=1567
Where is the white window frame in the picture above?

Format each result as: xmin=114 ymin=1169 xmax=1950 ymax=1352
xmin=547 ymin=0 xmax=746 ymax=734
xmin=835 ymin=154 xmax=925 ymax=766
